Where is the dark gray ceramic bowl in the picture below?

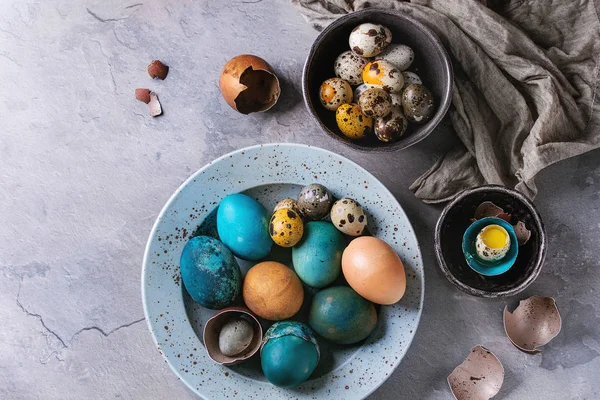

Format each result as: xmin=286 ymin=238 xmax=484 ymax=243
xmin=435 ymin=185 xmax=547 ymax=298
xmin=302 ymin=8 xmax=453 ymax=152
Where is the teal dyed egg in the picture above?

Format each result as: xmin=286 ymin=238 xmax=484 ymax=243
xmin=180 ymin=236 xmax=242 ymax=309
xmin=309 ymin=286 xmax=377 ymax=344
xmin=292 ymin=221 xmax=346 ymax=288
xmin=260 ymin=321 xmax=320 ymax=388
xmin=217 ymin=193 xmax=272 ymax=260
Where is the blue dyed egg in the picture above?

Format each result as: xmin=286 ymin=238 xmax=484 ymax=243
xmin=180 ymin=236 xmax=242 ymax=309
xmin=261 ymin=321 xmax=320 ymax=388
xmin=309 ymin=286 xmax=377 ymax=344
xmin=217 ymin=194 xmax=272 ymax=260
xmin=292 ymin=221 xmax=346 ymax=288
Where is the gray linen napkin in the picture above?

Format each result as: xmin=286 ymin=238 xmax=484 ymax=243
xmin=292 ymin=0 xmax=600 ymax=203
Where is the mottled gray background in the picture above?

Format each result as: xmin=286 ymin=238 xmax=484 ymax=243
xmin=1 ymin=0 xmax=598 ymax=399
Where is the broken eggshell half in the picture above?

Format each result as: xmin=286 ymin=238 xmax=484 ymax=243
xmin=472 ymin=201 xmax=531 ymax=246
xmin=448 ymin=345 xmax=504 ymax=400
xmin=503 ymin=296 xmax=562 ymax=354
xmin=219 ymin=54 xmax=281 ymax=114
xmin=203 ymin=307 xmax=263 ymax=366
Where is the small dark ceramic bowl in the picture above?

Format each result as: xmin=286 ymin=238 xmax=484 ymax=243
xmin=302 ymin=8 xmax=453 ymax=152
xmin=435 ymin=185 xmax=547 ymax=298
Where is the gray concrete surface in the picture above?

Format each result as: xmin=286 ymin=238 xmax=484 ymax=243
xmin=1 ymin=0 xmax=598 ymax=399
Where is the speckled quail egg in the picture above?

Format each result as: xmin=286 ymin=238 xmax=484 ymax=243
xmin=362 ymin=60 xmax=404 ymax=93
xmin=330 ymin=198 xmax=367 ymax=236
xmin=274 ymin=198 xmax=300 ymax=214
xmin=334 ymin=51 xmax=368 ymax=86
xmin=349 ymin=23 xmax=392 ymax=57
xmin=402 ymin=83 xmax=435 ymax=123
xmin=389 ymin=92 xmax=402 ymax=108
xmin=353 ymin=83 xmax=371 ymax=102
xmin=358 ymin=87 xmax=392 ymax=118
xmin=374 ymin=106 xmax=408 ymax=143
xmin=297 ymin=184 xmax=332 ymax=220
xmin=475 ymin=224 xmax=511 ymax=262
xmin=319 ymin=78 xmax=353 ymax=111
xmin=336 ymin=103 xmax=373 ymax=139
xmin=270 ymin=208 xmax=304 ymax=247
xmin=377 ymin=44 xmax=414 ymax=71
xmin=401 ymin=71 xmax=422 ymax=90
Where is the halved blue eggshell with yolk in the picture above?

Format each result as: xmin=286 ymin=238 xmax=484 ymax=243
xmin=260 ymin=321 xmax=319 ymax=388
xmin=462 ymin=217 xmax=519 ymax=276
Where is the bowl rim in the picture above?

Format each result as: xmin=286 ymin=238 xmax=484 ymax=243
xmin=434 ymin=185 xmax=547 ymax=298
xmin=141 ymin=143 xmax=425 ymax=399
xmin=302 ymin=8 xmax=454 ymax=152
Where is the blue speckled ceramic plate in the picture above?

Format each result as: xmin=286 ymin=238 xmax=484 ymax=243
xmin=142 ymin=143 xmax=424 ymax=399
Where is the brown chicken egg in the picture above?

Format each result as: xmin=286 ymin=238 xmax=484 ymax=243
xmin=341 ymin=236 xmax=406 ymax=304
xmin=219 ymin=54 xmax=280 ymax=114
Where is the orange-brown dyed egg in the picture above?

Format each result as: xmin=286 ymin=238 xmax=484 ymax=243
xmin=242 ymin=261 xmax=304 ymax=320
xmin=341 ymin=236 xmax=406 ymax=304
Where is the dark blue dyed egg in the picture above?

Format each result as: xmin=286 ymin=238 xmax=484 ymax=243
xmin=180 ymin=235 xmax=242 ymax=309
xmin=217 ymin=193 xmax=272 ymax=260
xmin=309 ymin=286 xmax=377 ymax=344
xmin=292 ymin=221 xmax=346 ymax=288
xmin=261 ymin=321 xmax=320 ymax=388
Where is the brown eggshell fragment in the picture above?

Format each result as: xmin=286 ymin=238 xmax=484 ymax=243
xmin=512 ymin=221 xmax=531 ymax=246
xmin=496 ymin=213 xmax=512 ymax=223
xmin=448 ymin=345 xmax=504 ymax=400
xmin=203 ymin=307 xmax=263 ymax=366
xmin=474 ymin=201 xmax=504 ymax=220
xmin=148 ymin=60 xmax=169 ymax=80
xmin=503 ymin=296 xmax=561 ymax=354
xmin=149 ymin=92 xmax=162 ymax=117
xmin=135 ymin=88 xmax=151 ymax=104
xmin=219 ymin=54 xmax=280 ymax=114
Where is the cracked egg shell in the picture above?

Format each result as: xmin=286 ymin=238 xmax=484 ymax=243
xmin=474 ymin=201 xmax=504 ymax=220
xmin=448 ymin=345 xmax=504 ymax=400
xmin=512 ymin=220 xmax=531 ymax=246
xmin=203 ymin=307 xmax=262 ymax=366
xmin=504 ymin=296 xmax=561 ymax=354
xmin=319 ymin=78 xmax=353 ymax=111
xmin=362 ymin=60 xmax=404 ymax=93
xmin=334 ymin=50 xmax=368 ymax=86
xmin=349 ymin=23 xmax=392 ymax=58
xmin=219 ymin=54 xmax=280 ymax=115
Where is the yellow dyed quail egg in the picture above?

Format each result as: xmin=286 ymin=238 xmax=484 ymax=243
xmin=475 ymin=224 xmax=510 ymax=262
xmin=330 ymin=198 xmax=367 ymax=236
xmin=319 ymin=78 xmax=353 ymax=111
xmin=377 ymin=44 xmax=414 ymax=71
xmin=349 ymin=23 xmax=392 ymax=58
xmin=334 ymin=51 xmax=368 ymax=86
xmin=335 ymin=103 xmax=373 ymax=140
xmin=358 ymin=87 xmax=392 ymax=118
xmin=363 ymin=60 xmax=404 ymax=93
xmin=269 ymin=208 xmax=304 ymax=247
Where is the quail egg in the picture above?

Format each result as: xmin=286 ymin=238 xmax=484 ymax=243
xmin=401 ymin=83 xmax=435 ymax=123
xmin=330 ymin=198 xmax=367 ymax=236
xmin=269 ymin=208 xmax=304 ymax=247
xmin=297 ymin=184 xmax=332 ymax=220
xmin=336 ymin=103 xmax=373 ymax=139
xmin=319 ymin=78 xmax=353 ymax=111
xmin=358 ymin=87 xmax=392 ymax=118
xmin=274 ymin=198 xmax=300 ymax=214
xmin=475 ymin=224 xmax=511 ymax=262
xmin=374 ymin=106 xmax=408 ymax=143
xmin=362 ymin=60 xmax=404 ymax=93
xmin=349 ymin=23 xmax=392 ymax=57
xmin=377 ymin=44 xmax=414 ymax=71
xmin=353 ymin=83 xmax=371 ymax=102
xmin=334 ymin=50 xmax=368 ymax=86
xmin=389 ymin=92 xmax=402 ymax=107
xmin=401 ymin=71 xmax=422 ymax=90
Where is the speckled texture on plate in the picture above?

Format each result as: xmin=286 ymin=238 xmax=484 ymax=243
xmin=142 ymin=143 xmax=424 ymax=399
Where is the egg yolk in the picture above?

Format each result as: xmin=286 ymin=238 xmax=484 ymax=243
xmin=481 ymin=225 xmax=508 ymax=248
